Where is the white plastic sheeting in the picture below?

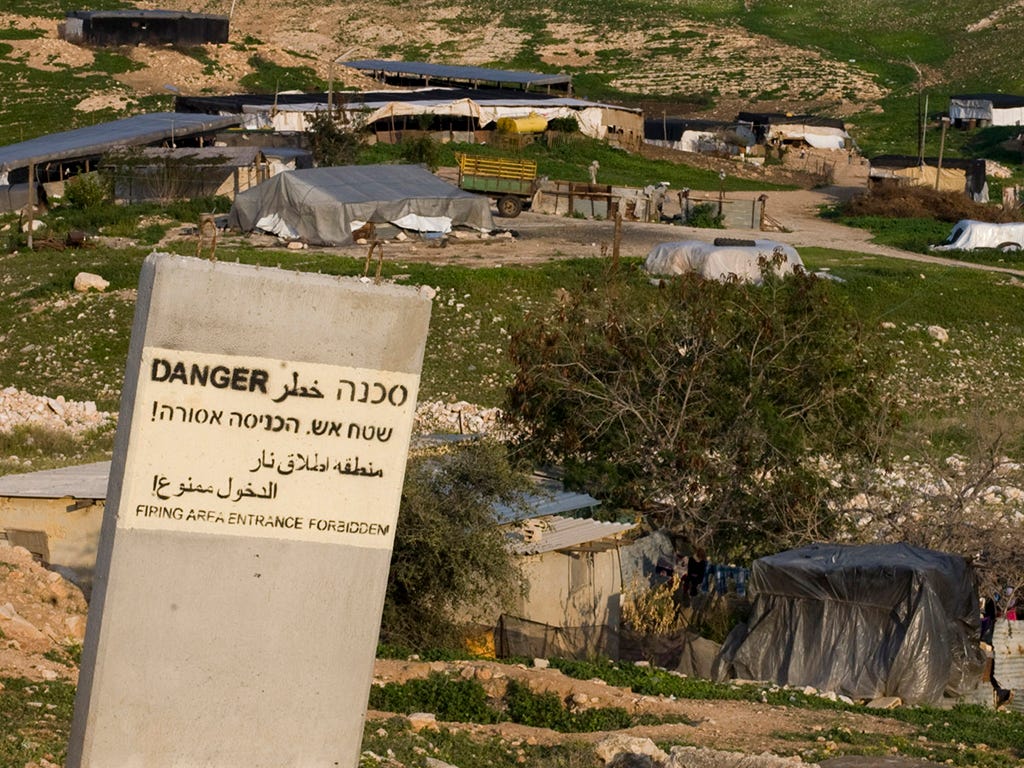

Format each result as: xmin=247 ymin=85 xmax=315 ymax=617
xmin=930 ymin=219 xmax=1024 ymax=251
xmin=767 ymin=123 xmax=849 ymax=150
xmin=644 ymin=239 xmax=803 ymax=283
xmin=227 ymin=97 xmax=633 ymax=141
xmin=950 ymin=97 xmax=1024 ymax=126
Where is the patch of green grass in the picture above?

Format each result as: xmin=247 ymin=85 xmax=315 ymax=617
xmin=361 ymin=717 xmax=601 ymax=768
xmin=0 ymin=26 xmax=44 ymax=40
xmin=238 ymin=55 xmax=324 ymax=94
xmin=0 ymin=677 xmax=76 ymax=768
xmin=43 ymin=643 xmax=83 ymax=668
xmin=2 ymin=0 xmax=129 ymax=16
xmin=90 ymin=49 xmax=143 ymax=75
xmin=369 ymin=673 xmax=501 ymax=724
xmin=368 ymin=672 xmax=690 ymax=732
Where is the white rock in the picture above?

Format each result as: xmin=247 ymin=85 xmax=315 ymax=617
xmin=533 ymin=658 xmax=550 ymax=669
xmin=73 ymin=272 xmax=109 ymax=292
xmin=594 ymin=735 xmax=668 ymax=765
xmin=286 ymin=240 xmax=306 ymax=250
xmin=927 ymin=325 xmax=949 ymax=343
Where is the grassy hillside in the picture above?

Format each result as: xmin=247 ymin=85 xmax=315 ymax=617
xmin=1 ymin=0 xmax=1022 ymax=159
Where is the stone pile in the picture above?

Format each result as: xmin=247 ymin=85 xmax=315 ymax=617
xmin=0 ymin=386 xmax=113 ymax=434
xmin=414 ymin=400 xmax=504 ymax=437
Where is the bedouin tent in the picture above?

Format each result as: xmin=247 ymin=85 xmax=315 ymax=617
xmin=714 ymin=543 xmax=984 ymax=705
xmin=644 ymin=239 xmax=803 ymax=283
xmin=228 ymin=164 xmax=494 ymax=246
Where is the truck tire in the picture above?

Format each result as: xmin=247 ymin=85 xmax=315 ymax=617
xmin=713 ymin=237 xmax=757 ymax=247
xmin=997 ymin=241 xmax=1022 ymax=252
xmin=497 ymin=195 xmax=523 ymax=218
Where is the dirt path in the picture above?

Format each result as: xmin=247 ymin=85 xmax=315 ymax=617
xmin=371 ymin=658 xmax=925 ymax=759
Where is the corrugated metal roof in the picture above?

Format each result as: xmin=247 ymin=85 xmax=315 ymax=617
xmin=344 ymin=60 xmax=572 ymax=88
xmin=0 ymin=112 xmax=243 ymax=173
xmin=492 ymin=489 xmax=600 ymax=524
xmin=0 ymin=461 xmax=110 ymax=500
xmin=508 ymin=515 xmax=636 ymax=555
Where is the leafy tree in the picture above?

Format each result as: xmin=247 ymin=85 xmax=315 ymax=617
xmin=307 ymin=110 xmax=365 ymax=167
xmin=382 ymin=439 xmax=528 ymax=650
xmin=504 ymin=259 xmax=895 ymax=560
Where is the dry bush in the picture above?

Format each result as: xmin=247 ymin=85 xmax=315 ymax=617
xmin=621 ymin=576 xmax=685 ymax=635
xmin=842 ymin=185 xmax=1015 ymax=223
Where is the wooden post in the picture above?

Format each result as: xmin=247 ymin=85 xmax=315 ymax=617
xmin=935 ymin=116 xmax=950 ymax=191
xmin=26 ymin=162 xmax=35 ymax=251
xmin=612 ymin=211 xmax=622 ymax=272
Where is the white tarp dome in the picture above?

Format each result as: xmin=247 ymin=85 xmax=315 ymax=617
xmin=644 ymin=239 xmax=803 ymax=283
xmin=930 ymin=219 xmax=1024 ymax=252
xmin=228 ymin=164 xmax=494 ymax=246
xmin=766 ymin=124 xmax=849 ymax=150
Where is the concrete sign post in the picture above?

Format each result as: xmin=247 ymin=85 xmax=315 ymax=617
xmin=68 ymin=253 xmax=432 ymax=767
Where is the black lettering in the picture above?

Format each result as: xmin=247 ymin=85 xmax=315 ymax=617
xmin=231 ymin=367 xmax=249 ymax=391
xmin=151 ymin=358 xmax=171 ymax=381
xmin=168 ymin=362 xmax=188 ymax=385
xmin=249 ymin=368 xmax=269 ymax=394
xmin=210 ymin=366 xmax=231 ymax=388
xmin=189 ymin=364 xmax=210 ymax=386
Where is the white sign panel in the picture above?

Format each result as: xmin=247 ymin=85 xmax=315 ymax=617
xmin=116 ymin=346 xmax=419 ymax=548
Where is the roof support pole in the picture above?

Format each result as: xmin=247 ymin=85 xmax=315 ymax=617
xmin=26 ymin=162 xmax=35 ymax=251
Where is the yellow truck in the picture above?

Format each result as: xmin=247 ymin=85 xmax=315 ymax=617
xmin=455 ymin=153 xmax=538 ymax=218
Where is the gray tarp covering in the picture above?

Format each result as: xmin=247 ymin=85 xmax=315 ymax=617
xmin=228 ymin=164 xmax=494 ymax=246
xmin=714 ymin=543 xmax=984 ymax=704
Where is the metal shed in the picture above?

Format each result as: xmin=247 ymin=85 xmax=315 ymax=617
xmin=61 ymin=10 xmax=229 ymax=46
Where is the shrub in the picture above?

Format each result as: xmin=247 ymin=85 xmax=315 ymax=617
xmin=547 ymin=116 xmax=579 ymax=133
xmin=62 ymin=173 xmax=111 ymax=210
xmin=399 ymin=135 xmax=443 ymax=171
xmin=685 ymin=201 xmax=724 ymax=228
xmin=368 ymin=673 xmax=500 ymax=724
xmin=621 ymin=575 xmax=683 ymax=635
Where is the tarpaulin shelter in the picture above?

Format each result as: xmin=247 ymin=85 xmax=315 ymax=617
xmin=949 ymin=94 xmax=1024 ymax=128
xmin=714 ymin=543 xmax=984 ymax=704
xmin=930 ymin=219 xmax=1024 ymax=252
xmin=227 ymin=164 xmax=494 ymax=245
xmin=644 ymin=239 xmax=803 ymax=283
xmin=737 ymin=112 xmax=849 ymax=150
